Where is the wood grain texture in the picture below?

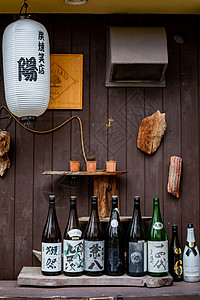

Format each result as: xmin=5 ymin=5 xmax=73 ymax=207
xmin=0 ymin=14 xmax=199 ymax=280
xmin=17 ymin=267 xmax=173 ymax=288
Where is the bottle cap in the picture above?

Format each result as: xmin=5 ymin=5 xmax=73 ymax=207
xmin=172 ymin=225 xmax=178 ymax=231
xmin=134 ymin=196 xmax=140 ymax=203
xmin=153 ymin=197 xmax=159 ymax=203
xmin=49 ymin=194 xmax=55 ymax=204
xmin=188 ymin=223 xmax=193 ymax=228
xmin=112 ymin=195 xmax=118 ymax=203
xmin=70 ymin=195 xmax=76 ymax=203
xmin=91 ymin=195 xmax=98 ymax=203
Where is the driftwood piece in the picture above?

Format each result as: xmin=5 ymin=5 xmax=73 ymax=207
xmin=167 ymin=156 xmax=182 ymax=198
xmin=0 ymin=130 xmax=10 ymax=176
xmin=137 ymin=110 xmax=167 ymax=154
xmin=17 ymin=267 xmax=173 ymax=288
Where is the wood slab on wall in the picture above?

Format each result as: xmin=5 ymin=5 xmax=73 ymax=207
xmin=0 ymin=14 xmax=199 ymax=279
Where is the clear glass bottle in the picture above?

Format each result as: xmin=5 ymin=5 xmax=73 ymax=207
xmin=127 ymin=196 xmax=147 ymax=276
xmin=105 ymin=196 xmax=124 ymax=276
xmin=147 ymin=197 xmax=168 ymax=277
xmin=169 ymin=225 xmax=183 ymax=281
xmin=63 ymin=196 xmax=84 ymax=276
xmin=41 ymin=195 xmax=62 ymax=276
xmin=183 ymin=223 xmax=200 ymax=282
xmin=84 ymin=196 xmax=105 ymax=276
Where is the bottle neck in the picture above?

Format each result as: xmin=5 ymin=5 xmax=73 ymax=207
xmin=152 ymin=199 xmax=162 ymax=221
xmin=186 ymin=227 xmax=195 ymax=243
xmin=90 ymin=201 xmax=100 ymax=220
xmin=133 ymin=202 xmax=141 ymax=217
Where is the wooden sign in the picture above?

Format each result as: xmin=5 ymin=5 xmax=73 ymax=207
xmin=48 ymin=54 xmax=83 ymax=109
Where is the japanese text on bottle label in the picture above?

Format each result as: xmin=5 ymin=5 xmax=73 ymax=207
xmin=42 ymin=242 xmax=62 ymax=272
xmin=129 ymin=241 xmax=147 ymax=273
xmin=84 ymin=240 xmax=104 ymax=272
xmin=148 ymin=240 xmax=168 ymax=273
xmin=63 ymin=239 xmax=84 ymax=272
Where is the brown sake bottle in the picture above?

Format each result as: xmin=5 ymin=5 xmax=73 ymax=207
xmin=63 ymin=196 xmax=84 ymax=276
xmin=41 ymin=195 xmax=62 ymax=276
xmin=84 ymin=196 xmax=105 ymax=276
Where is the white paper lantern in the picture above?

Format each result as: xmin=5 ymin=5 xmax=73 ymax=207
xmin=2 ymin=18 xmax=50 ymax=122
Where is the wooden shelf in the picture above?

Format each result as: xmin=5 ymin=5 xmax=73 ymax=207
xmin=43 ymin=170 xmax=127 ymax=176
xmin=17 ymin=267 xmax=173 ymax=288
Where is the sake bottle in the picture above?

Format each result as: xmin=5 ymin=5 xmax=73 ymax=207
xmin=105 ymin=196 xmax=124 ymax=276
xmin=63 ymin=196 xmax=84 ymax=276
xmin=84 ymin=196 xmax=105 ymax=276
xmin=169 ymin=225 xmax=183 ymax=281
xmin=147 ymin=197 xmax=168 ymax=277
xmin=41 ymin=195 xmax=62 ymax=276
xmin=183 ymin=223 xmax=200 ymax=282
xmin=127 ymin=196 xmax=147 ymax=276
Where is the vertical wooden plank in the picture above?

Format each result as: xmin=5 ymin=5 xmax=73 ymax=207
xmin=0 ymin=14 xmax=15 ymax=279
xmin=126 ymin=88 xmax=145 ymax=216
xmin=90 ymin=15 xmax=107 ymax=215
xmin=144 ymin=89 xmax=163 ymax=218
xmin=32 ymin=14 xmax=54 ymax=267
xmin=125 ymin=16 xmax=145 ymax=217
xmin=52 ymin=14 xmax=72 ymax=235
xmin=90 ymin=15 xmax=107 ymax=169
xmin=71 ymin=15 xmax=90 ymax=218
xmin=14 ymin=122 xmax=34 ymax=278
xmin=162 ymin=15 xmax=182 ymax=243
xmin=181 ymin=16 xmax=199 ymax=247
xmin=107 ymin=15 xmax=127 ymax=216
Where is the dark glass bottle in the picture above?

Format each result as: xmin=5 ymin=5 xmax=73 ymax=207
xmin=84 ymin=196 xmax=105 ymax=276
xmin=105 ymin=196 xmax=124 ymax=276
xmin=147 ymin=197 xmax=168 ymax=277
xmin=41 ymin=195 xmax=62 ymax=276
xmin=127 ymin=196 xmax=147 ymax=276
xmin=63 ymin=196 xmax=83 ymax=276
xmin=169 ymin=225 xmax=183 ymax=281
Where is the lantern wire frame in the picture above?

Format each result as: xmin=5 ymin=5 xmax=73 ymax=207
xmin=0 ymin=105 xmax=87 ymax=163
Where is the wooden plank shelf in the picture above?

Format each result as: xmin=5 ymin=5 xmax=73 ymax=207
xmin=43 ymin=170 xmax=128 ymax=176
xmin=17 ymin=267 xmax=173 ymax=288
xmin=42 ymin=170 xmax=128 ymax=218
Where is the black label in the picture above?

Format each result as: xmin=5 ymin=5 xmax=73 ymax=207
xmin=129 ymin=241 xmax=146 ymax=273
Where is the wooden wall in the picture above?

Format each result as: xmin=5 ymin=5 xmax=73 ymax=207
xmin=0 ymin=14 xmax=200 ymax=280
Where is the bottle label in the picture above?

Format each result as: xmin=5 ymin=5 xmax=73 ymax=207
xmin=67 ymin=229 xmax=82 ymax=238
xmin=174 ymin=259 xmax=183 ymax=276
xmin=63 ymin=239 xmax=84 ymax=273
xmin=174 ymin=247 xmax=182 ymax=254
xmin=84 ymin=240 xmax=104 ymax=272
xmin=184 ymin=266 xmax=200 ymax=278
xmin=111 ymin=219 xmax=118 ymax=228
xmin=128 ymin=241 xmax=147 ymax=273
xmin=42 ymin=242 xmax=62 ymax=272
xmin=107 ymin=247 xmax=122 ymax=271
xmin=148 ymin=240 xmax=168 ymax=273
xmin=153 ymin=222 xmax=163 ymax=230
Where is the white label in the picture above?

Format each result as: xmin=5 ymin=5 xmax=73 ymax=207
xmin=68 ymin=229 xmax=82 ymax=238
xmin=148 ymin=240 xmax=168 ymax=273
xmin=42 ymin=242 xmax=62 ymax=272
xmin=153 ymin=222 xmax=163 ymax=230
xmin=63 ymin=239 xmax=84 ymax=273
xmin=84 ymin=240 xmax=104 ymax=272
xmin=111 ymin=219 xmax=118 ymax=228
xmin=184 ymin=266 xmax=200 ymax=278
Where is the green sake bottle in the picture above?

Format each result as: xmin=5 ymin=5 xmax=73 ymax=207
xmin=147 ymin=197 xmax=168 ymax=277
